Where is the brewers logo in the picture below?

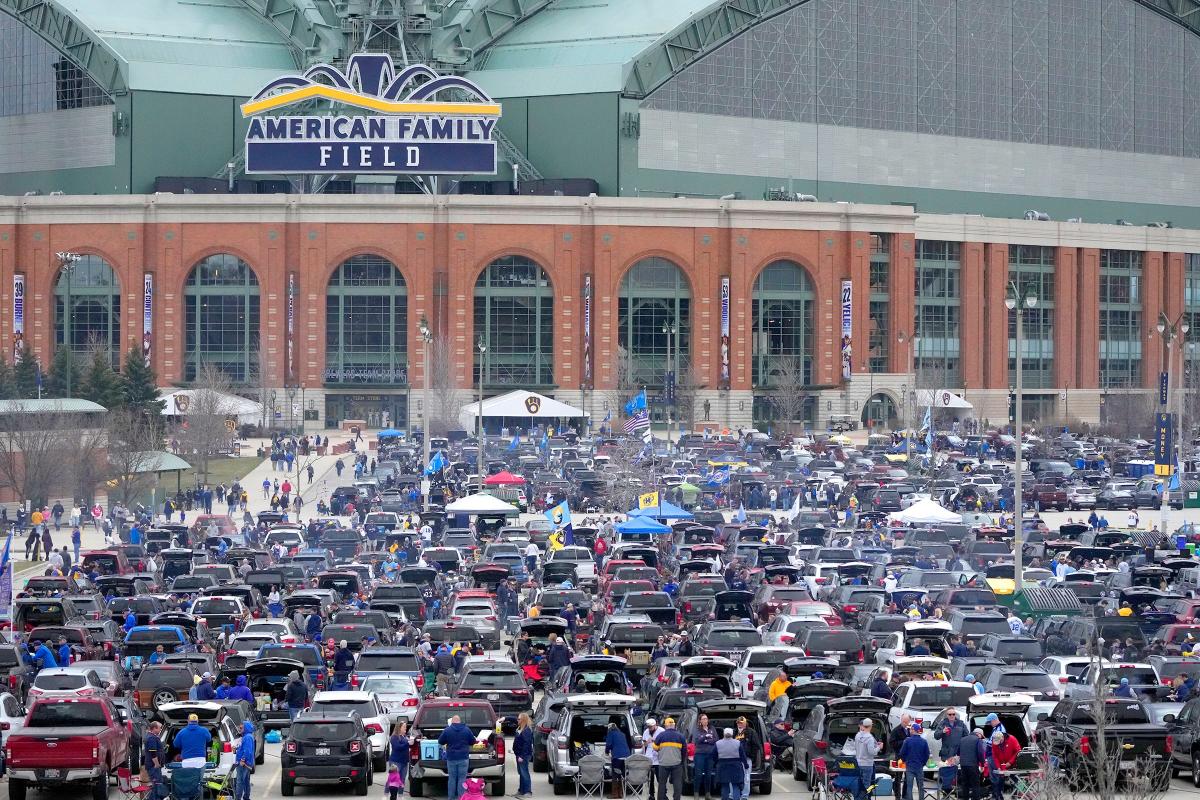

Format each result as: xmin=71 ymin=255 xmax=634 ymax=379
xmin=551 ymin=506 xmax=565 ymax=526
xmin=525 ymin=396 xmax=541 ymax=414
xmin=174 ymin=394 xmax=191 ymax=413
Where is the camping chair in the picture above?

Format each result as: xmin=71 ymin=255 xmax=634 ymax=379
xmin=116 ymin=765 xmax=153 ymax=800
xmin=168 ymin=766 xmax=204 ymax=800
xmin=623 ymin=754 xmax=653 ymax=800
xmin=577 ymin=754 xmax=608 ymax=800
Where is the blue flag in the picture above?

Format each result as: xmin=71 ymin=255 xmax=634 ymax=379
xmin=1171 ymin=457 xmax=1183 ymax=492
xmin=540 ymin=431 xmax=549 ymax=451
xmin=545 ymin=501 xmax=574 ymax=545
xmin=624 ymin=390 xmax=648 ymax=416
xmin=425 ymin=450 xmax=445 ymax=475
xmin=508 ymin=435 xmax=519 ymax=451
xmin=923 ymin=406 xmax=933 ymax=452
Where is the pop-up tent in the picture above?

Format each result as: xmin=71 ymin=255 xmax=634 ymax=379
xmin=629 ymin=500 xmax=694 ymax=521
xmin=615 ymin=517 xmax=671 ymax=535
xmin=483 ymin=470 xmax=526 ymax=485
xmin=916 ymin=390 xmax=973 ymax=409
xmin=458 ymin=390 xmax=585 ymax=432
xmin=160 ymin=388 xmax=263 ymax=425
xmin=889 ymin=499 xmax=961 ymax=525
xmin=444 ymin=493 xmax=520 ymax=515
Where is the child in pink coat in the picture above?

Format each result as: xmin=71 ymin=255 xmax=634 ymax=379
xmin=385 ymin=763 xmax=403 ymax=800
xmin=460 ymin=776 xmax=487 ymax=800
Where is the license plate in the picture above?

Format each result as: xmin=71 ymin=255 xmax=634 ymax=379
xmin=316 ymin=747 xmax=330 ymax=756
xmin=488 ymin=693 xmax=500 ymax=701
xmin=43 ymin=770 xmax=62 ymax=779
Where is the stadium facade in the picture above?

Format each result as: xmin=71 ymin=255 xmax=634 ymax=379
xmin=2 ymin=0 xmax=1200 ymax=432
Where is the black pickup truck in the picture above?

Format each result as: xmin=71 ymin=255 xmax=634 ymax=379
xmin=1034 ymin=698 xmax=1172 ymax=790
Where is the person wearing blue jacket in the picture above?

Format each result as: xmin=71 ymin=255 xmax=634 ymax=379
xmin=234 ymin=721 xmax=256 ymax=800
xmin=897 ymin=725 xmax=930 ymax=800
xmin=32 ymin=640 xmax=57 ymax=670
xmin=173 ymin=714 xmax=213 ymax=769
xmin=194 ymin=672 xmax=217 ymax=701
xmin=123 ymin=610 xmax=138 ymax=633
xmin=227 ymin=674 xmax=254 ymax=703
xmin=437 ymin=714 xmax=477 ymax=800
xmin=513 ymin=713 xmax=536 ymax=799
xmin=56 ymin=636 xmax=72 ymax=667
xmin=605 ymin=718 xmax=632 ymax=799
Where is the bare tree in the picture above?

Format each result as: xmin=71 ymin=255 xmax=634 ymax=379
xmin=771 ymin=356 xmax=811 ymax=434
xmin=173 ymin=364 xmax=237 ymax=484
xmin=246 ymin=346 xmax=272 ymax=433
xmin=427 ymin=332 xmax=464 ymax=435
xmin=0 ymin=402 xmax=75 ymax=507
xmin=599 ymin=437 xmax=651 ymax=513
xmin=672 ymin=364 xmax=705 ymax=433
xmin=64 ymin=421 xmax=107 ymax=507
xmin=105 ymin=409 xmax=165 ymax=508
xmin=1098 ymin=391 xmax=1156 ymax=440
xmin=603 ymin=346 xmax=637 ymax=431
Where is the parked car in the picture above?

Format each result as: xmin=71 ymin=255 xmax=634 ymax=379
xmin=309 ymin=690 xmax=392 ymax=772
xmin=281 ymin=711 xmax=374 ymax=796
xmin=5 ymin=696 xmax=131 ymax=800
xmin=407 ymin=698 xmax=506 ymax=797
xmin=545 ymin=693 xmax=636 ymax=794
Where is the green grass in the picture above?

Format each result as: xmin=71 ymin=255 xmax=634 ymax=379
xmin=172 ymin=456 xmax=261 ymax=490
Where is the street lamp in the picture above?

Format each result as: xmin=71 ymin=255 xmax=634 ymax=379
xmin=661 ymin=321 xmax=677 ymax=444
xmin=1155 ymin=312 xmax=1190 ymax=535
xmin=476 ymin=335 xmax=487 ymax=479
xmin=1005 ymin=280 xmax=1039 ymax=585
xmin=896 ymin=330 xmax=916 ymax=464
xmin=55 ymin=251 xmax=82 ymax=397
xmin=418 ymin=314 xmax=432 ymax=510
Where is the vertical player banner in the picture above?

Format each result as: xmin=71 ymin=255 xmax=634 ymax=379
xmin=719 ymin=276 xmax=731 ymax=389
xmin=287 ymin=272 xmax=297 ymax=385
xmin=840 ymin=279 xmax=853 ymax=380
xmin=12 ymin=274 xmax=24 ymax=361
xmin=1155 ymin=412 xmax=1175 ymax=476
xmin=142 ymin=273 xmax=153 ymax=366
xmin=582 ymin=274 xmax=593 ymax=388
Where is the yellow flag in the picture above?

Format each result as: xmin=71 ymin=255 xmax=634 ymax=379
xmin=388 ymin=542 xmax=399 ymax=554
xmin=639 ymin=491 xmax=659 ymax=510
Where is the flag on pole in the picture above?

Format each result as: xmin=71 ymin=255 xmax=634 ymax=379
xmin=507 ymin=435 xmax=519 ymax=451
xmin=922 ymin=406 xmax=933 ymax=452
xmin=425 ymin=451 xmax=446 ymax=475
xmin=545 ymin=500 xmax=574 ymax=546
xmin=623 ymin=390 xmax=648 ymax=417
xmin=735 ymin=504 xmax=747 ymax=523
xmin=638 ymin=491 xmax=660 ymax=510
xmin=623 ymin=410 xmax=650 ymax=435
xmin=0 ymin=530 xmax=12 ymax=626
xmin=785 ymin=492 xmax=802 ymax=523
xmin=603 ymin=411 xmax=612 ymax=423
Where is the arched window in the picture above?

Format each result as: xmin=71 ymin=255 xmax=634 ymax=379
xmin=54 ymin=255 xmax=120 ymax=366
xmin=473 ymin=256 xmax=554 ymax=387
xmin=183 ymin=254 xmax=260 ymax=382
xmin=618 ymin=257 xmax=691 ymax=388
xmin=325 ymin=255 xmax=408 ymax=385
xmin=752 ymin=260 xmax=814 ymax=387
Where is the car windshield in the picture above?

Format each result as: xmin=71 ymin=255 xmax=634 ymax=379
xmin=355 ymin=652 xmax=419 ymax=672
xmin=608 ymin=625 xmax=663 ymax=643
xmin=460 ymin=670 xmax=526 ymax=689
xmin=1069 ymin=701 xmax=1149 ymax=724
xmin=126 ymin=631 xmax=182 ymax=645
xmin=259 ymin=646 xmax=320 ymax=665
xmin=416 ymin=706 xmax=494 ymax=729
xmin=909 ymin=686 xmax=974 ymax=707
xmin=193 ymin=599 xmax=239 ymax=614
xmin=747 ymin=650 xmax=797 ymax=668
xmin=995 ymin=672 xmax=1056 ymax=692
xmin=624 ymin=594 xmax=671 ymax=608
xmin=292 ymin=721 xmax=356 ymax=741
xmin=542 ymin=591 xmax=589 ymax=607
xmin=706 ymin=629 xmax=761 ymax=647
xmin=995 ymin=642 xmax=1042 ymax=660
xmin=312 ymin=700 xmax=376 ymax=717
xmin=958 ymin=617 xmax=1010 ymax=636
xmin=35 ymin=674 xmax=86 ymax=690
xmin=1097 ymin=667 xmax=1158 ymax=685
xmin=805 ymin=631 xmax=862 ymax=650
xmin=27 ymin=702 xmax=108 ymax=726
xmin=361 ymin=677 xmax=416 ymax=694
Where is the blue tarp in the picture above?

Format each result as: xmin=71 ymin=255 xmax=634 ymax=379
xmin=377 ymin=429 xmax=405 ymax=439
xmin=628 ymin=500 xmax=694 ymax=521
xmin=615 ymin=517 xmax=671 ymax=535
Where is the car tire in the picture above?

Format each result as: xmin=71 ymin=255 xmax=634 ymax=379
xmin=256 ymin=747 xmax=265 ymax=766
xmin=1193 ymin=752 xmax=1200 ymax=788
xmin=409 ymin=778 xmax=424 ymax=797
xmin=490 ymin=777 xmax=506 ymax=796
xmin=152 ymin=689 xmax=178 ymax=710
xmin=759 ymin=780 xmax=773 ymax=795
xmin=355 ymin=773 xmax=370 ymax=796
xmin=93 ymin=770 xmax=110 ymax=800
xmin=9 ymin=779 xmax=27 ymax=800
xmin=281 ymin=779 xmax=295 ymax=797
xmin=533 ymin=749 xmax=549 ymax=773
xmin=552 ymin=776 xmax=571 ymax=795
xmin=374 ymin=751 xmax=388 ymax=773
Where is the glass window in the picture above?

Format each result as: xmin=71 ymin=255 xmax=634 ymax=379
xmin=914 ymin=241 xmax=961 ymax=387
xmin=183 ymin=254 xmax=261 ymax=383
xmin=617 ymin=258 xmax=690 ymax=389
xmin=1185 ymin=255 xmax=1200 ymax=375
xmin=325 ymin=255 xmax=407 ymax=385
xmin=1099 ymin=250 xmax=1143 ymax=388
xmin=1007 ymin=246 xmax=1055 ymax=390
xmin=474 ymin=256 xmax=554 ymax=387
xmin=0 ymin=15 xmax=113 ymax=118
xmin=752 ymin=261 xmax=814 ymax=388
xmin=54 ymin=255 xmax=121 ymax=367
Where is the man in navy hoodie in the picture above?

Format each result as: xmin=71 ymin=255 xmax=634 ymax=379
xmin=438 ymin=714 xmax=477 ymax=800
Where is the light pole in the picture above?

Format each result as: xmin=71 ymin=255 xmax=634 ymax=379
xmin=1006 ymin=280 xmax=1039 ymax=585
xmin=897 ymin=330 xmax=916 ymax=465
xmin=662 ymin=321 xmax=676 ymax=444
xmin=476 ymin=335 xmax=487 ymax=479
xmin=418 ymin=314 xmax=432 ymax=510
xmin=1156 ymin=312 xmax=1190 ymax=536
xmin=55 ymin=251 xmax=82 ymax=397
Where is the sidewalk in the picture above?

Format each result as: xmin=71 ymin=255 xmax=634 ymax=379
xmin=235 ymin=429 xmax=370 ymax=521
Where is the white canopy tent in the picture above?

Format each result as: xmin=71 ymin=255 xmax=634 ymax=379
xmin=889 ymin=499 xmax=962 ymax=525
xmin=160 ymin=388 xmax=263 ymax=425
xmin=916 ymin=390 xmax=973 ymax=409
xmin=457 ymin=390 xmax=585 ymax=431
xmin=444 ymin=492 xmax=520 ymax=515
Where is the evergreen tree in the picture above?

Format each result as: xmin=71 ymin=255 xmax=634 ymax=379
xmin=121 ymin=345 xmax=165 ymax=419
xmin=0 ymin=354 xmax=14 ymax=400
xmin=12 ymin=345 xmax=40 ymax=399
xmin=45 ymin=346 xmax=81 ymax=399
xmin=79 ymin=349 xmax=124 ymax=409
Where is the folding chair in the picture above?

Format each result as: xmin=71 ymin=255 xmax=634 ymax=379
xmin=623 ymin=754 xmax=653 ymax=800
xmin=116 ymin=766 xmax=153 ymax=800
xmin=577 ymin=755 xmax=608 ymax=800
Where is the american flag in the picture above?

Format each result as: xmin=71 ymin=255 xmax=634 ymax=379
xmin=623 ymin=410 xmax=650 ymax=435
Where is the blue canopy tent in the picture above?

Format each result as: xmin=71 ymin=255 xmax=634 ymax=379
xmin=628 ymin=500 xmax=694 ymax=521
xmin=615 ymin=517 xmax=671 ymax=535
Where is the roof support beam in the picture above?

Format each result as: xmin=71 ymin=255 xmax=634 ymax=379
xmin=432 ymin=0 xmax=552 ymax=69
xmin=624 ymin=0 xmax=805 ymax=99
xmin=239 ymin=0 xmax=343 ymax=65
xmin=0 ymin=0 xmax=126 ymax=94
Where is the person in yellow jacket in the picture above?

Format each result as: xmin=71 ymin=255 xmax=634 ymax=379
xmin=767 ymin=668 xmax=792 ymax=703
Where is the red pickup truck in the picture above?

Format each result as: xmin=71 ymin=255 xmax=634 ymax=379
xmin=4 ymin=697 xmax=131 ymax=800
